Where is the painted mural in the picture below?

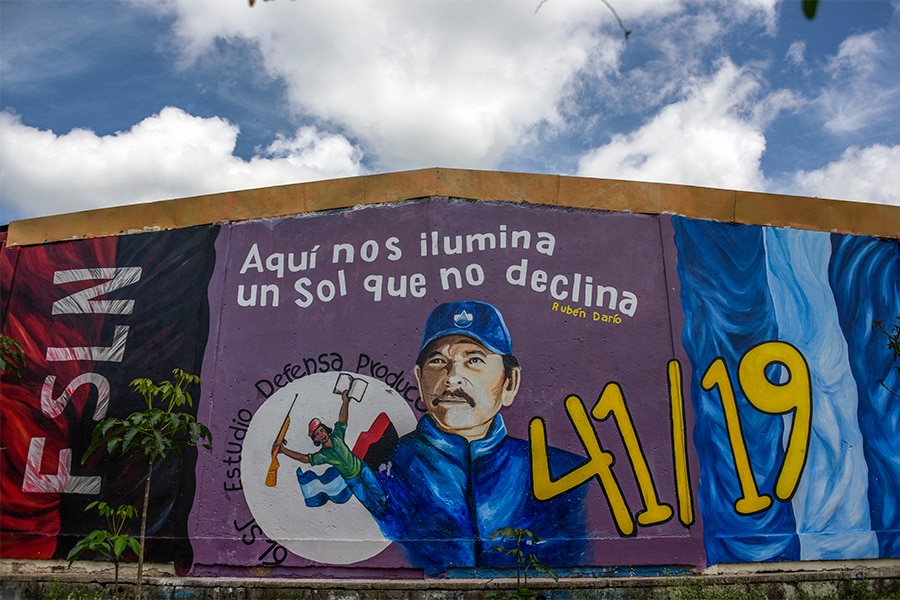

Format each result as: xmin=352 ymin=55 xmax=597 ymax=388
xmin=0 ymin=197 xmax=897 ymax=578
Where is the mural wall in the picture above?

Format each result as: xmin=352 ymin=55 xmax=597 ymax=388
xmin=1 ymin=197 xmax=898 ymax=577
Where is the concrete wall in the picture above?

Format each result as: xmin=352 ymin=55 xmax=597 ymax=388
xmin=1 ymin=169 xmax=898 ymax=579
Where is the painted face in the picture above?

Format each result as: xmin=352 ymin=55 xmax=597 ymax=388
xmin=415 ymin=334 xmax=519 ymax=441
xmin=311 ymin=425 xmax=330 ymax=445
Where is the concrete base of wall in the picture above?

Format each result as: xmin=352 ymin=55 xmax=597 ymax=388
xmin=2 ymin=560 xmax=899 ymax=600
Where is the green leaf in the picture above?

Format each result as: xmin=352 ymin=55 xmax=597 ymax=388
xmin=68 ymin=530 xmax=114 ymax=563
xmin=0 ymin=334 xmax=26 ymax=377
xmin=97 ymin=503 xmax=115 ymax=519
xmin=802 ymin=0 xmax=818 ymax=19
xmin=151 ymin=410 xmax=168 ymax=430
xmin=490 ymin=526 xmax=518 ymax=541
xmin=66 ymin=545 xmax=83 ymax=563
xmin=112 ymin=536 xmax=129 ymax=559
xmin=532 ymin=558 xmax=559 ymax=582
xmin=153 ymin=429 xmax=167 ymax=455
xmin=121 ymin=427 xmax=139 ymax=452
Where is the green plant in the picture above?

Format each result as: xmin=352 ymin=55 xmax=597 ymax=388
xmin=0 ymin=333 xmax=25 ymax=377
xmin=486 ymin=527 xmax=558 ymax=599
xmin=669 ymin=581 xmax=764 ymax=600
xmin=82 ymin=368 xmax=212 ymax=600
xmin=66 ymin=501 xmax=139 ymax=589
xmin=43 ymin=580 xmax=105 ymax=600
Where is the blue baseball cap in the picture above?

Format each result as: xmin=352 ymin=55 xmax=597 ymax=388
xmin=420 ymin=300 xmax=513 ymax=356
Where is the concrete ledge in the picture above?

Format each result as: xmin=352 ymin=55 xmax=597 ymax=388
xmin=6 ymin=168 xmax=899 ymax=246
xmin=2 ymin=560 xmax=899 ymax=599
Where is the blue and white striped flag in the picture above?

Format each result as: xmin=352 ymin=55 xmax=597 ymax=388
xmin=296 ymin=466 xmax=352 ymax=507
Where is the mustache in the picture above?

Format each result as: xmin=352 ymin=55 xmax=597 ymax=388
xmin=432 ymin=388 xmax=476 ymax=407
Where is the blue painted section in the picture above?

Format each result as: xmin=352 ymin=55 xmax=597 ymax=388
xmin=764 ymin=228 xmax=877 ymax=559
xmin=828 ymin=234 xmax=900 ymax=558
xmin=673 ymin=217 xmax=800 ymax=564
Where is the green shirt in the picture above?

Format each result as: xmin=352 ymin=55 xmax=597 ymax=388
xmin=308 ymin=421 xmax=363 ymax=480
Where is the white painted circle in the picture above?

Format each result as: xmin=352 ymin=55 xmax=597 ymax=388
xmin=241 ymin=372 xmax=417 ymax=564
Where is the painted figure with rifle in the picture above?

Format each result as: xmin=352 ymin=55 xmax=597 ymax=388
xmin=268 ymin=383 xmax=387 ymax=512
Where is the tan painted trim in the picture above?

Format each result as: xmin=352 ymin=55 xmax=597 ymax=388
xmin=6 ymin=168 xmax=899 ymax=246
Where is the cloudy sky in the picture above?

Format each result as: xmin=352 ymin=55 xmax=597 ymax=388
xmin=2 ymin=0 xmax=899 ymax=224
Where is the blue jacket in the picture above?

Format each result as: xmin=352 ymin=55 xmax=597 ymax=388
xmin=374 ymin=414 xmax=590 ymax=574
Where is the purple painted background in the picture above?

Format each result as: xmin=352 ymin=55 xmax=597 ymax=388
xmin=188 ymin=198 xmax=703 ymax=575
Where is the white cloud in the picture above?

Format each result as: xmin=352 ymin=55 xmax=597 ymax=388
xmin=0 ymin=0 xmax=838 ymax=224
xmin=577 ymin=60 xmax=793 ymax=192
xmin=563 ymin=0 xmax=781 ymax=132
xmin=0 ymin=3 xmax=136 ymax=89
xmin=155 ymin=0 xmax=602 ymax=169
xmin=0 ymin=107 xmax=364 ymax=221
xmin=786 ymin=41 xmax=806 ymax=68
xmin=111 ymin=0 xmax=785 ymax=178
xmin=818 ymin=29 xmax=900 ymax=135
xmin=827 ymin=32 xmax=880 ymax=77
xmin=730 ymin=0 xmax=778 ymax=33
xmin=793 ymin=144 xmax=900 ymax=207
xmin=130 ymin=0 xmax=695 ymax=170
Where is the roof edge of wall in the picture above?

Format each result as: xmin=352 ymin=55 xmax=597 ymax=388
xmin=6 ymin=168 xmax=899 ymax=246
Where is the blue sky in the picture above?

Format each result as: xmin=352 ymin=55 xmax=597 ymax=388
xmin=1 ymin=0 xmax=899 ymax=224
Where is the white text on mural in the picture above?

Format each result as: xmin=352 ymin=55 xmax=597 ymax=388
xmin=23 ymin=268 xmax=142 ymax=496
xmin=235 ymin=226 xmax=638 ymax=318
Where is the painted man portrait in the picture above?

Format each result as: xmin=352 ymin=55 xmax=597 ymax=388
xmin=372 ymin=300 xmax=590 ymax=574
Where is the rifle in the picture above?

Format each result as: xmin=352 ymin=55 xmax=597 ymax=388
xmin=265 ymin=394 xmax=298 ymax=487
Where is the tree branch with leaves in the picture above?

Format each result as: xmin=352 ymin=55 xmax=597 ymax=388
xmin=0 ymin=333 xmax=25 ymax=377
xmin=66 ymin=501 xmax=140 ymax=592
xmin=873 ymin=317 xmax=900 ymax=399
xmin=82 ymin=368 xmax=212 ymax=600
xmin=487 ymin=527 xmax=559 ymax=599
